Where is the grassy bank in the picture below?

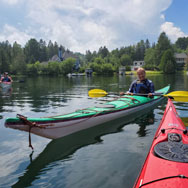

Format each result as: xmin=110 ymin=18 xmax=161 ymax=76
xmin=126 ymin=70 xmax=163 ymax=75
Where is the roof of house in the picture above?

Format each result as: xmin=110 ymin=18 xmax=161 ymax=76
xmin=133 ymin=60 xmax=145 ymax=63
xmin=63 ymin=51 xmax=78 ymax=60
xmin=175 ymin=53 xmax=188 ymax=58
xmin=50 ymin=55 xmax=61 ymax=61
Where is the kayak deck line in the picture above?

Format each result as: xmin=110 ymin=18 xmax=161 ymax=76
xmin=139 ymin=174 xmax=188 ymax=188
xmin=44 ymin=96 xmax=142 ymax=120
xmin=15 ymin=96 xmax=141 ymax=127
xmin=15 ymin=97 xmax=152 ymax=124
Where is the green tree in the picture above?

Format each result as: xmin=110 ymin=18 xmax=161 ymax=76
xmin=47 ymin=61 xmax=60 ymax=75
xmin=47 ymin=40 xmax=54 ymax=59
xmin=60 ymin=58 xmax=75 ymax=75
xmin=101 ymin=63 xmax=114 ymax=74
xmin=155 ymin=32 xmax=172 ymax=66
xmin=26 ymin=64 xmax=38 ymax=75
xmin=159 ymin=49 xmax=176 ymax=73
xmin=120 ymin=54 xmax=132 ymax=66
xmin=39 ymin=39 xmax=47 ymax=62
xmin=0 ymin=48 xmax=9 ymax=72
xmin=144 ymin=48 xmax=156 ymax=70
xmin=89 ymin=62 xmax=102 ymax=74
xmin=135 ymin=40 xmax=145 ymax=60
xmin=85 ymin=50 xmax=93 ymax=62
xmin=175 ymin=37 xmax=188 ymax=50
xmin=93 ymin=57 xmax=105 ymax=65
xmin=11 ymin=42 xmax=26 ymax=74
xmin=145 ymin=39 xmax=150 ymax=49
xmin=0 ymin=41 xmax=12 ymax=72
xmin=24 ymin=39 xmax=40 ymax=63
xmin=98 ymin=46 xmax=109 ymax=58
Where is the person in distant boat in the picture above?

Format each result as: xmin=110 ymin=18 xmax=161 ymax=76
xmin=120 ymin=67 xmax=154 ymax=97
xmin=0 ymin=72 xmax=13 ymax=83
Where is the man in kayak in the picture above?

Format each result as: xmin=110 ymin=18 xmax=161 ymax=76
xmin=0 ymin=72 xmax=13 ymax=83
xmin=120 ymin=68 xmax=154 ymax=97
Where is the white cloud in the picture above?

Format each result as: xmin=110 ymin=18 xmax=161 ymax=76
xmin=0 ymin=24 xmax=32 ymax=46
xmin=160 ymin=22 xmax=187 ymax=42
xmin=0 ymin=0 xmax=175 ymax=53
xmin=1 ymin=0 xmax=23 ymax=5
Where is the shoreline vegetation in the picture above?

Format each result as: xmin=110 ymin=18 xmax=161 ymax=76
xmin=11 ymin=70 xmax=186 ymax=79
xmin=0 ymin=32 xmax=188 ymax=76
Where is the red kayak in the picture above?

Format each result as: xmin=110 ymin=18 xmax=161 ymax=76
xmin=134 ymin=98 xmax=188 ymax=188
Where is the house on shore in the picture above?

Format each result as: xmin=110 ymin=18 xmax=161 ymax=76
xmin=132 ymin=60 xmax=145 ymax=70
xmin=174 ymin=53 xmax=188 ymax=70
xmin=48 ymin=50 xmax=80 ymax=71
xmin=49 ymin=50 xmax=78 ymax=62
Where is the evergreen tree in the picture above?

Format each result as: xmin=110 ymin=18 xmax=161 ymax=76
xmin=159 ymin=49 xmax=176 ymax=74
xmin=175 ymin=37 xmax=188 ymax=50
xmin=98 ymin=46 xmax=109 ymax=58
xmin=145 ymin=39 xmax=150 ymax=49
xmin=24 ymin=38 xmax=40 ymax=63
xmin=144 ymin=48 xmax=156 ymax=70
xmin=135 ymin=40 xmax=145 ymax=60
xmin=85 ymin=50 xmax=93 ymax=62
xmin=0 ymin=48 xmax=9 ymax=72
xmin=11 ymin=42 xmax=26 ymax=74
xmin=155 ymin=32 xmax=172 ymax=66
xmin=39 ymin=39 xmax=47 ymax=62
xmin=47 ymin=40 xmax=54 ymax=59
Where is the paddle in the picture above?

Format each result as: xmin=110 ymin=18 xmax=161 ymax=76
xmin=88 ymin=89 xmax=188 ymax=102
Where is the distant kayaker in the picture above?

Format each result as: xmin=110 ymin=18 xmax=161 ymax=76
xmin=120 ymin=67 xmax=154 ymax=97
xmin=0 ymin=72 xmax=13 ymax=83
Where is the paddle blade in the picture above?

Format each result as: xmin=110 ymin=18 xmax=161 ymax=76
xmin=164 ymin=91 xmax=188 ymax=102
xmin=88 ymin=89 xmax=108 ymax=98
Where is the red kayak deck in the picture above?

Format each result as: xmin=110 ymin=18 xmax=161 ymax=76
xmin=134 ymin=99 xmax=188 ymax=188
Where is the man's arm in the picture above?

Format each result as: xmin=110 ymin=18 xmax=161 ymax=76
xmin=149 ymin=82 xmax=155 ymax=93
xmin=147 ymin=81 xmax=155 ymax=97
xmin=120 ymin=81 xmax=135 ymax=96
xmin=128 ymin=81 xmax=136 ymax=93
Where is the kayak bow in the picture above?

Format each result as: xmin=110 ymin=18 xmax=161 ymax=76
xmin=134 ymin=98 xmax=188 ymax=188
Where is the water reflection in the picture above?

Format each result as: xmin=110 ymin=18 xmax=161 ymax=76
xmin=135 ymin=111 xmax=155 ymax=137
xmin=0 ymin=87 xmax=13 ymax=96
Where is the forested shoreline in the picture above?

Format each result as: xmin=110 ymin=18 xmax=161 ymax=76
xmin=0 ymin=32 xmax=188 ymax=76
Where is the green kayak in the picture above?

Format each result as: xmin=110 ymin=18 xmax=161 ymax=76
xmin=5 ymin=85 xmax=170 ymax=139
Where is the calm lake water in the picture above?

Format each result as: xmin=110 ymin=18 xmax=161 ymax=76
xmin=0 ymin=73 xmax=188 ymax=188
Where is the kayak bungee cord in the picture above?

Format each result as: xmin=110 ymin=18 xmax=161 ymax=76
xmin=46 ymin=97 xmax=139 ymax=130
xmin=139 ymin=174 xmax=188 ymax=188
xmin=154 ymin=127 xmax=187 ymax=139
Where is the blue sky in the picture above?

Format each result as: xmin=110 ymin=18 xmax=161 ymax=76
xmin=0 ymin=0 xmax=187 ymax=53
xmin=165 ymin=0 xmax=188 ymax=32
